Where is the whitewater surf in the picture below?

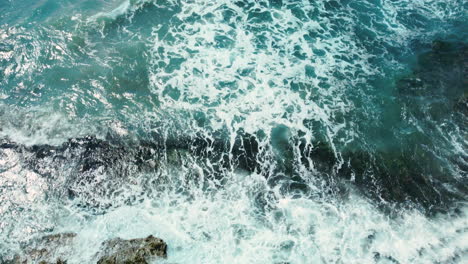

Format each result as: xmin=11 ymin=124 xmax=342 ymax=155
xmin=0 ymin=0 xmax=466 ymax=263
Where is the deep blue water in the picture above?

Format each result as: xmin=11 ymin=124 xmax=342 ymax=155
xmin=0 ymin=1 xmax=467 ymax=263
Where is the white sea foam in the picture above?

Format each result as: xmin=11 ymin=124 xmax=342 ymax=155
xmin=56 ymin=172 xmax=467 ymax=263
xmin=145 ymin=0 xmax=465 ymax=155
xmin=0 ymin=0 xmax=466 ymax=263
xmin=2 ymin=151 xmax=467 ymax=263
xmin=0 ymin=105 xmax=105 ymax=146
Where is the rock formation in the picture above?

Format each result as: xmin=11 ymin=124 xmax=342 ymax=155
xmin=3 ymin=233 xmax=167 ymax=264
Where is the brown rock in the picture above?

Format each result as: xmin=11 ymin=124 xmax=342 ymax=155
xmin=4 ymin=233 xmax=167 ymax=264
xmin=96 ymin=235 xmax=167 ymax=264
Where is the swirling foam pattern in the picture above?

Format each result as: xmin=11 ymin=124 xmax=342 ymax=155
xmin=0 ymin=0 xmax=467 ymax=263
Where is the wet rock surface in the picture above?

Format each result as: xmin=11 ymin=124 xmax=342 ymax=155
xmin=3 ymin=234 xmax=167 ymax=264
xmin=95 ymin=235 xmax=167 ymax=264
xmin=0 ymin=135 xmax=163 ymax=214
xmin=1 ymin=124 xmax=466 ymax=216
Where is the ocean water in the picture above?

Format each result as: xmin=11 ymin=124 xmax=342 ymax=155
xmin=0 ymin=0 xmax=467 ymax=263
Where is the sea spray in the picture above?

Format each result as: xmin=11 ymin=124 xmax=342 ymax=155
xmin=0 ymin=0 xmax=466 ymax=263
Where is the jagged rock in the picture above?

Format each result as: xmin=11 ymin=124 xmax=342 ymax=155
xmin=4 ymin=233 xmax=167 ymax=264
xmin=96 ymin=235 xmax=167 ymax=264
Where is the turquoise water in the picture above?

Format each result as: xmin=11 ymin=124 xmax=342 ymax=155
xmin=0 ymin=0 xmax=467 ymax=263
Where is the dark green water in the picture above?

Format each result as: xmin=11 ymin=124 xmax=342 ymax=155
xmin=0 ymin=0 xmax=467 ymax=263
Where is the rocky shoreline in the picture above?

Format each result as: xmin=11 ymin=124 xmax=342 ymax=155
xmin=4 ymin=234 xmax=167 ymax=264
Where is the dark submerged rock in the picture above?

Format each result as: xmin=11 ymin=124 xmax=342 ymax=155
xmin=397 ymin=40 xmax=467 ymax=113
xmin=338 ymin=147 xmax=467 ymax=214
xmin=96 ymin=235 xmax=167 ymax=264
xmin=0 ymin=136 xmax=163 ymax=214
xmin=1 ymin=128 xmax=465 ymax=215
xmin=376 ymin=39 xmax=468 ymax=213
